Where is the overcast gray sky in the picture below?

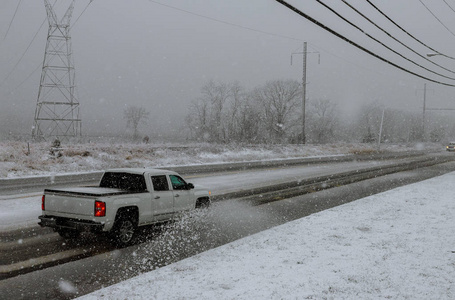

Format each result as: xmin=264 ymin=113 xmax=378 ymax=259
xmin=1 ymin=0 xmax=455 ymax=139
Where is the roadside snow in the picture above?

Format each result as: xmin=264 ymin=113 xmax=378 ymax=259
xmin=0 ymin=142 xmax=441 ymax=178
xmin=79 ymin=172 xmax=455 ymax=299
xmin=0 ymin=194 xmax=42 ymax=230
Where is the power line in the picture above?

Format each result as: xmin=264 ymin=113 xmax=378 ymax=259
xmin=149 ymin=0 xmax=403 ymax=83
xmin=148 ymin=0 xmax=303 ymax=42
xmin=365 ymin=0 xmax=455 ymax=60
xmin=443 ymin=0 xmax=455 ymax=14
xmin=0 ymin=0 xmax=93 ymax=94
xmin=314 ymin=0 xmax=455 ymax=81
xmin=307 ymin=42 xmax=387 ymax=78
xmin=1 ymin=62 xmax=42 ymax=99
xmin=2 ymin=0 xmax=23 ymax=44
xmin=0 ymin=17 xmax=47 ymax=89
xmin=418 ymin=0 xmax=455 ymax=38
xmin=0 ymin=1 xmax=60 ymax=89
xmin=273 ymin=0 xmax=455 ymax=87
xmin=341 ymin=0 xmax=455 ymax=76
xmin=71 ymin=0 xmax=94 ymax=29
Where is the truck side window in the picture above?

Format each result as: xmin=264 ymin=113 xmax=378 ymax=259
xmin=169 ymin=175 xmax=187 ymax=190
xmin=151 ymin=175 xmax=169 ymax=191
xmin=100 ymin=172 xmax=147 ymax=192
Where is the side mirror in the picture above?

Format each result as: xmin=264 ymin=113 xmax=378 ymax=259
xmin=187 ymin=183 xmax=194 ymax=190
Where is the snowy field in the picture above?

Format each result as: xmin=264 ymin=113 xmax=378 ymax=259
xmin=78 ymin=171 xmax=455 ymax=300
xmin=0 ymin=141 xmax=440 ymax=178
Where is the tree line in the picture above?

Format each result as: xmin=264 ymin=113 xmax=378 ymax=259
xmin=183 ymin=80 xmax=455 ymax=144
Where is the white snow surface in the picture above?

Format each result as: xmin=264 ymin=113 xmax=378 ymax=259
xmin=0 ymin=194 xmax=42 ymax=229
xmin=0 ymin=142 xmax=440 ymax=178
xmin=79 ymin=171 xmax=455 ymax=300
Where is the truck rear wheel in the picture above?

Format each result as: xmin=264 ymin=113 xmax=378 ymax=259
xmin=111 ymin=215 xmax=137 ymax=247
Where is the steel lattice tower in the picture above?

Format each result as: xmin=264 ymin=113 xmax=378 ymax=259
xmin=32 ymin=0 xmax=81 ymax=141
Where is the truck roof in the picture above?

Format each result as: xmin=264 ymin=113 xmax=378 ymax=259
xmin=104 ymin=168 xmax=179 ymax=176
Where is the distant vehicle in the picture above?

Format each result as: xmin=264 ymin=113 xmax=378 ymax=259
xmin=39 ymin=168 xmax=211 ymax=247
xmin=446 ymin=142 xmax=455 ymax=152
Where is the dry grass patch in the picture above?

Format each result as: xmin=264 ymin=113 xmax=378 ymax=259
xmin=64 ymin=149 xmax=91 ymax=157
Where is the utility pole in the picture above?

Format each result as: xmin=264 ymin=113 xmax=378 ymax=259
xmin=377 ymin=108 xmax=385 ymax=151
xmin=422 ymin=83 xmax=427 ymax=142
xmin=416 ymin=83 xmax=433 ymax=142
xmin=291 ymin=42 xmax=319 ymax=144
xmin=32 ymin=0 xmax=81 ymax=141
xmin=302 ymin=42 xmax=307 ymax=144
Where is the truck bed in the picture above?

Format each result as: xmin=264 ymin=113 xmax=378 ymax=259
xmin=43 ymin=187 xmax=141 ymax=217
xmin=44 ymin=187 xmax=137 ymax=197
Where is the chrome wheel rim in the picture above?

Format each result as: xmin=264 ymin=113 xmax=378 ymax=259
xmin=118 ymin=220 xmax=134 ymax=243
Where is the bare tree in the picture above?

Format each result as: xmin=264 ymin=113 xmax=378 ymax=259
xmin=186 ymin=97 xmax=210 ymax=141
xmin=186 ymin=79 xmax=303 ymax=144
xmin=224 ymin=81 xmax=242 ymax=141
xmin=123 ymin=105 xmax=150 ymax=140
xmin=232 ymin=93 xmax=262 ymax=143
xmin=355 ymin=101 xmax=383 ymax=143
xmin=353 ymin=102 xmax=421 ymax=143
xmin=186 ymin=81 xmax=242 ymax=142
xmin=205 ymin=81 xmax=231 ymax=142
xmin=307 ymin=99 xmax=339 ymax=144
xmin=253 ymin=80 xmax=301 ymax=143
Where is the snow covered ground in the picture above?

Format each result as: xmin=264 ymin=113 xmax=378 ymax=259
xmin=0 ymin=141 xmax=440 ymax=178
xmin=0 ymin=193 xmax=42 ymax=230
xmin=78 ymin=171 xmax=455 ymax=300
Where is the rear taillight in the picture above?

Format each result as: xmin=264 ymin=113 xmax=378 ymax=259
xmin=41 ymin=195 xmax=45 ymax=211
xmin=94 ymin=201 xmax=106 ymax=217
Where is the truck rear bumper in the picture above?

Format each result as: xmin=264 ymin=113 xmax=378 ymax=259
xmin=39 ymin=215 xmax=104 ymax=232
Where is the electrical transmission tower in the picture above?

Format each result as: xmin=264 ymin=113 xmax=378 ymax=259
xmin=32 ymin=0 xmax=81 ymax=141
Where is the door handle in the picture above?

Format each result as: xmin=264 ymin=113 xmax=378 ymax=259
xmin=154 ymin=196 xmax=160 ymax=199
xmin=175 ymin=194 xmax=180 ymax=197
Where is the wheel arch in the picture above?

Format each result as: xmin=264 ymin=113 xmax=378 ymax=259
xmin=195 ymin=196 xmax=211 ymax=209
xmin=114 ymin=206 xmax=139 ymax=225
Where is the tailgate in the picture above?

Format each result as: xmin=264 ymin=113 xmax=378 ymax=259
xmin=44 ymin=192 xmax=97 ymax=217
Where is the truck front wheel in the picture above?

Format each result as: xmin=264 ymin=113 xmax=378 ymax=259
xmin=111 ymin=215 xmax=137 ymax=247
xmin=195 ymin=197 xmax=211 ymax=209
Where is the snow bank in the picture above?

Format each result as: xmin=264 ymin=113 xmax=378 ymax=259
xmin=79 ymin=172 xmax=455 ymax=299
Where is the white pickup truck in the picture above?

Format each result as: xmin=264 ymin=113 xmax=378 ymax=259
xmin=38 ymin=168 xmax=211 ymax=246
